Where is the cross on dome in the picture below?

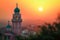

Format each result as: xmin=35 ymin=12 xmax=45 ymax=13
xmin=16 ymin=3 xmax=18 ymax=8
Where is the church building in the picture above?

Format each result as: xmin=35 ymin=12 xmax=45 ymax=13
xmin=0 ymin=3 xmax=22 ymax=40
xmin=12 ymin=3 xmax=22 ymax=35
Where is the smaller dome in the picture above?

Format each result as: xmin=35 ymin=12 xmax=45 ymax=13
xmin=6 ymin=21 xmax=11 ymax=29
xmin=6 ymin=24 xmax=11 ymax=29
xmin=14 ymin=7 xmax=20 ymax=12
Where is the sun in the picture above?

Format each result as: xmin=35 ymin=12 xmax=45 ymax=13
xmin=38 ymin=7 xmax=43 ymax=12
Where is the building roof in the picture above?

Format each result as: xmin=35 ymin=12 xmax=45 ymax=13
xmin=6 ymin=21 xmax=11 ymax=29
xmin=6 ymin=24 xmax=11 ymax=29
xmin=14 ymin=8 xmax=20 ymax=12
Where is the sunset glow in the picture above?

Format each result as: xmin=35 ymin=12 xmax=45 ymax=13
xmin=0 ymin=0 xmax=60 ymax=25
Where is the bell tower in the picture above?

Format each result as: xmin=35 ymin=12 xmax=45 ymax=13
xmin=12 ymin=3 xmax=22 ymax=35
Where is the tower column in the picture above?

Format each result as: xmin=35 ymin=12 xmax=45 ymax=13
xmin=12 ymin=3 xmax=22 ymax=35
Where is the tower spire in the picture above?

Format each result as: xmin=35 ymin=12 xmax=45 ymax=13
xmin=14 ymin=3 xmax=20 ymax=12
xmin=16 ymin=3 xmax=18 ymax=8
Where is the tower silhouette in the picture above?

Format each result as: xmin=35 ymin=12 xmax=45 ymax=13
xmin=12 ymin=3 xmax=22 ymax=35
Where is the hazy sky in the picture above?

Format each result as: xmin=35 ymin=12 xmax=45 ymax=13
xmin=0 ymin=0 xmax=60 ymax=26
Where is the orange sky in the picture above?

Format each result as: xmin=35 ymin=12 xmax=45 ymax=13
xmin=0 ymin=0 xmax=60 ymax=26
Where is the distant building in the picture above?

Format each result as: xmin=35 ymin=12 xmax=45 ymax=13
xmin=57 ymin=13 xmax=60 ymax=23
xmin=0 ymin=21 xmax=15 ymax=40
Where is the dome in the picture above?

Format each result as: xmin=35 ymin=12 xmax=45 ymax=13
xmin=14 ymin=7 xmax=20 ymax=12
xmin=14 ymin=3 xmax=20 ymax=12
xmin=6 ymin=24 xmax=11 ymax=29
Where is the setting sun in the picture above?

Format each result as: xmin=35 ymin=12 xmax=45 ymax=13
xmin=38 ymin=7 xmax=43 ymax=12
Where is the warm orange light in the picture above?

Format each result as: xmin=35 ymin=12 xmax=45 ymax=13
xmin=0 ymin=0 xmax=59 ymax=25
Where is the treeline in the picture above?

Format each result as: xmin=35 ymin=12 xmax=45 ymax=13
xmin=15 ymin=21 xmax=60 ymax=40
xmin=16 ymin=13 xmax=60 ymax=40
